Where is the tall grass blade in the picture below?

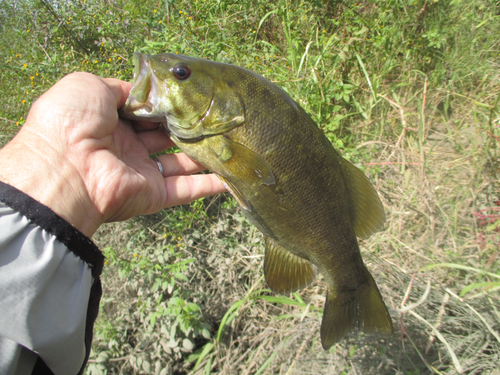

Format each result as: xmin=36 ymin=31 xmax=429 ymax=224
xmin=466 ymin=303 xmax=500 ymax=344
xmin=460 ymin=281 xmax=500 ymax=297
xmin=297 ymin=41 xmax=312 ymax=78
xmin=254 ymin=10 xmax=278 ymax=44
xmin=408 ymin=310 xmax=463 ymax=374
xmin=193 ymin=342 xmax=214 ymax=371
xmin=423 ymin=263 xmax=500 ymax=280
xmin=355 ymin=52 xmax=376 ymax=101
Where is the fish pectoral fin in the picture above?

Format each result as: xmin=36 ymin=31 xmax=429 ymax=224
xmin=216 ymin=137 xmax=275 ymax=186
xmin=264 ymin=237 xmax=318 ymax=295
xmin=320 ymin=272 xmax=393 ymax=350
xmin=341 ymin=158 xmax=386 ymax=239
xmin=217 ymin=176 xmax=251 ymax=211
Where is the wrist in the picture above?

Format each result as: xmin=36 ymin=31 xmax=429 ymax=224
xmin=0 ymin=133 xmax=101 ymax=237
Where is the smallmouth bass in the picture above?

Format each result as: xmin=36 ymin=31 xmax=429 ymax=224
xmin=120 ymin=53 xmax=393 ymax=349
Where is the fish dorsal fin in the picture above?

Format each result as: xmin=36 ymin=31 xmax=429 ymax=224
xmin=217 ymin=175 xmax=251 ymax=211
xmin=215 ymin=137 xmax=275 ymax=186
xmin=340 ymin=158 xmax=385 ymax=239
xmin=264 ymin=237 xmax=318 ymax=294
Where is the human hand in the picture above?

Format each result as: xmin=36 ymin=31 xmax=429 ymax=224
xmin=0 ymin=72 xmax=226 ymax=237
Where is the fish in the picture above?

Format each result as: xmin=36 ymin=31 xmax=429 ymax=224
xmin=120 ymin=52 xmax=394 ymax=349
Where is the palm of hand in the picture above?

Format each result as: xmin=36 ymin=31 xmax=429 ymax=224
xmin=0 ymin=73 xmax=224 ymax=237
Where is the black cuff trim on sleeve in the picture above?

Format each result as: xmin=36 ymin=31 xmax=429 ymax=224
xmin=0 ymin=181 xmax=104 ymax=278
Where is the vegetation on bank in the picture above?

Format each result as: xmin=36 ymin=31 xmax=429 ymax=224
xmin=1 ymin=0 xmax=499 ymax=373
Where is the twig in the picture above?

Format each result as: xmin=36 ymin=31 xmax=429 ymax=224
xmin=399 ymin=274 xmax=416 ymax=350
xmin=0 ymin=116 xmax=16 ymax=124
xmin=364 ymin=162 xmax=420 ymax=165
xmin=285 ymin=324 xmax=316 ymax=375
xmin=419 ymin=77 xmax=428 ymax=178
xmin=39 ymin=0 xmax=90 ymax=55
xmin=87 ymin=355 xmax=129 ymax=363
xmin=398 ymin=279 xmax=431 ymax=313
xmin=425 ymin=292 xmax=450 ymax=354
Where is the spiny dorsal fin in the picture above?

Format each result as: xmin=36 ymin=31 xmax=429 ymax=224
xmin=264 ymin=237 xmax=318 ymax=294
xmin=340 ymin=158 xmax=385 ymax=239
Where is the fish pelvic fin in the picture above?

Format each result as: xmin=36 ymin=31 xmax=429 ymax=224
xmin=340 ymin=158 xmax=385 ymax=239
xmin=320 ymin=271 xmax=393 ymax=350
xmin=264 ymin=237 xmax=318 ymax=295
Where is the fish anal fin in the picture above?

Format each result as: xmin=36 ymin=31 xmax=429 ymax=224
xmin=341 ymin=158 xmax=385 ymax=239
xmin=320 ymin=272 xmax=393 ymax=350
xmin=264 ymin=237 xmax=318 ymax=295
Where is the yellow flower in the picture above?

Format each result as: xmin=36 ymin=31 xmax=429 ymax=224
xmin=134 ymin=254 xmax=137 ymax=257
xmin=159 ymin=20 xmax=162 ymax=24
xmin=163 ymin=234 xmax=167 ymax=238
xmin=118 ymin=56 xmax=121 ymax=60
xmin=30 ymin=76 xmax=34 ymax=80
xmin=22 ymin=100 xmax=26 ymax=104
xmin=23 ymin=63 xmax=27 ymax=68
xmin=94 ymin=60 xmax=97 ymax=63
xmin=108 ymin=58 xmax=111 ymax=61
xmin=36 ymin=72 xmax=39 ymax=76
xmin=154 ymin=9 xmax=157 ymax=13
xmin=26 ymin=29 xmax=29 ymax=32
xmin=16 ymin=122 xmax=19 ymax=125
xmin=189 ymin=17 xmax=192 ymax=19
xmin=179 ymin=10 xmax=182 ymax=14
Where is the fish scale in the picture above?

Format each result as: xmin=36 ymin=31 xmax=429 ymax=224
xmin=120 ymin=52 xmax=393 ymax=349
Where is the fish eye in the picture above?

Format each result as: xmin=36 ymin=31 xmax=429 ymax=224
xmin=172 ymin=64 xmax=191 ymax=80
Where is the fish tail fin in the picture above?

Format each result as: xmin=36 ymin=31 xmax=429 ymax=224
xmin=320 ymin=272 xmax=393 ymax=350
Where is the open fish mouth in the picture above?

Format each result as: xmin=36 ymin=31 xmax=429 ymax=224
xmin=119 ymin=53 xmax=168 ymax=123
xmin=119 ymin=53 xmax=218 ymax=141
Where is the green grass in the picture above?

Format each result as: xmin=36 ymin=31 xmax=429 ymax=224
xmin=1 ymin=0 xmax=500 ymax=374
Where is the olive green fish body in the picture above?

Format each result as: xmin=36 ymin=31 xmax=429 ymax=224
xmin=121 ymin=53 xmax=393 ymax=348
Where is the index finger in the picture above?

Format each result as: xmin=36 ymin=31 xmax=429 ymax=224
xmin=102 ymin=77 xmax=132 ymax=109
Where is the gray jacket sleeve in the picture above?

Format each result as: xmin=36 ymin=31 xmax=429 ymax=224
xmin=0 ymin=181 xmax=104 ymax=375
